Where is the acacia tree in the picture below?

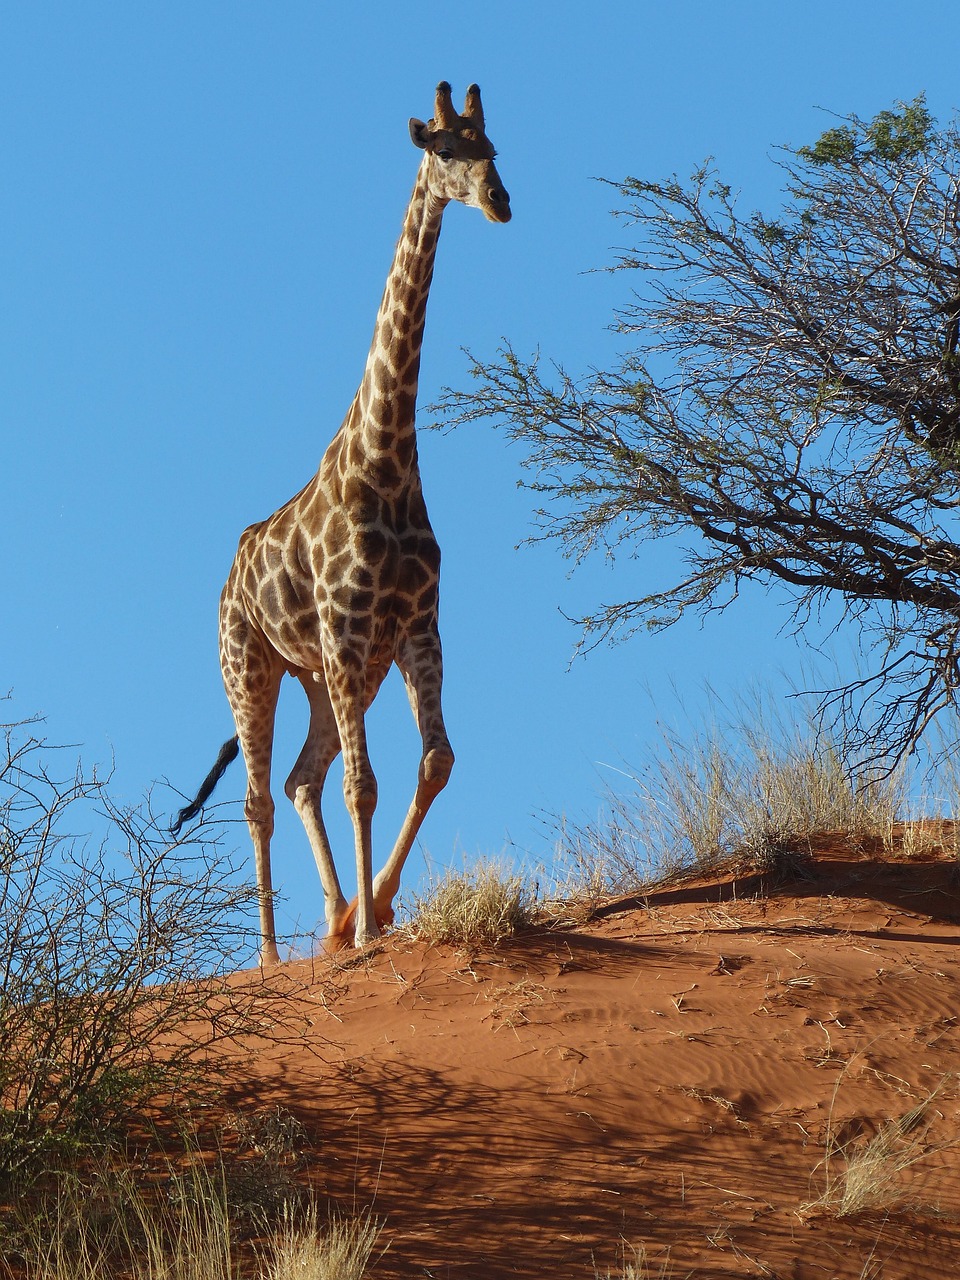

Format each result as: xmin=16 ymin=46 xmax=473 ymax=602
xmin=436 ymin=97 xmax=960 ymax=764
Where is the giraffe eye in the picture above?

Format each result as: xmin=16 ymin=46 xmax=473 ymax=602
xmin=437 ymin=148 xmax=454 ymax=162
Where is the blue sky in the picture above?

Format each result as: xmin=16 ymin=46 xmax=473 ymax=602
xmin=3 ymin=3 xmax=958 ymax=949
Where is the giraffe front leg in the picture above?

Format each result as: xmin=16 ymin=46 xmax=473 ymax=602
xmin=343 ymin=745 xmax=379 ymax=947
xmin=236 ymin=727 xmax=283 ymax=967
xmin=248 ymin=787 xmax=282 ymax=967
xmin=373 ymin=632 xmax=454 ymax=921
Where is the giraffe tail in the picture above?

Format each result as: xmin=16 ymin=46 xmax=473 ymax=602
xmin=170 ymin=735 xmax=241 ymax=834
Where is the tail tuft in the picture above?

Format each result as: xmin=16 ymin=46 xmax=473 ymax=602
xmin=170 ymin=735 xmax=241 ymax=834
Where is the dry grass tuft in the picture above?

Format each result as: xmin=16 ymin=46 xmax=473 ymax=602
xmin=403 ymin=859 xmax=539 ymax=947
xmin=885 ymin=813 xmax=960 ymax=860
xmin=802 ymin=1077 xmax=957 ymax=1219
xmin=593 ymin=1242 xmax=684 ymax=1279
xmin=260 ymin=1203 xmax=382 ymax=1280
xmin=481 ymin=978 xmax=549 ymax=1030
xmin=14 ymin=1160 xmax=381 ymax=1280
xmin=553 ymin=693 xmax=907 ymax=900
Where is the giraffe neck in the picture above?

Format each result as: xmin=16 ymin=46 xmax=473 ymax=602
xmin=343 ymin=160 xmax=446 ymax=491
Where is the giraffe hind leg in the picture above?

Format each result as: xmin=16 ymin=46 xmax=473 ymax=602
xmin=330 ymin=894 xmax=395 ymax=952
xmin=373 ymin=633 xmax=454 ymax=918
xmin=221 ymin=633 xmax=285 ymax=966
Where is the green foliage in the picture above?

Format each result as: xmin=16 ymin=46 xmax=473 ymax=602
xmin=867 ymin=97 xmax=935 ymax=158
xmin=799 ymin=124 xmax=858 ymax=165
xmin=798 ymin=95 xmax=934 ymax=165
xmin=753 ymin=215 xmax=788 ymax=246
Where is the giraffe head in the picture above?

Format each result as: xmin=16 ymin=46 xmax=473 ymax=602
xmin=409 ymin=81 xmax=511 ymax=224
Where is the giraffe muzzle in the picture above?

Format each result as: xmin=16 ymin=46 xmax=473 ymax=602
xmin=485 ymin=184 xmax=511 ymax=223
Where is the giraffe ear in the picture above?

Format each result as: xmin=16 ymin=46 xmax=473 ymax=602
xmin=409 ymin=118 xmax=433 ymax=149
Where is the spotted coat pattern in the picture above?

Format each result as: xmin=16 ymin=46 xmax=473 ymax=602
xmin=217 ymin=83 xmax=511 ymax=960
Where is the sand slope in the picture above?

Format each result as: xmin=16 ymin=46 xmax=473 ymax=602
xmin=222 ymin=844 xmax=960 ymax=1279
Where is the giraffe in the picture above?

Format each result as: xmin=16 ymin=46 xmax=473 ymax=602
xmin=173 ymin=82 xmax=511 ymax=964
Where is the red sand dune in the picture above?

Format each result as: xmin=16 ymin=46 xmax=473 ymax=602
xmin=219 ymin=839 xmax=960 ymax=1279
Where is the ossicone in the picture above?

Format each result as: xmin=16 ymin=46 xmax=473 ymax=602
xmin=433 ymin=80 xmax=458 ymax=130
xmin=463 ymin=83 xmax=484 ymax=129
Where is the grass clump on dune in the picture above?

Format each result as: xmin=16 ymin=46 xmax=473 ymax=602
xmin=593 ymin=1242 xmax=683 ymax=1280
xmin=403 ymin=858 xmax=539 ymax=947
xmin=802 ymin=1076 xmax=958 ymax=1220
xmin=553 ymin=691 xmax=912 ymax=901
xmin=13 ymin=1160 xmax=382 ymax=1280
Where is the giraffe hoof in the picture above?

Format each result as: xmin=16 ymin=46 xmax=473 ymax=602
xmin=328 ymin=896 xmax=391 ymax=949
xmin=328 ymin=898 xmax=359 ymax=949
xmin=321 ymin=928 xmax=351 ymax=953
